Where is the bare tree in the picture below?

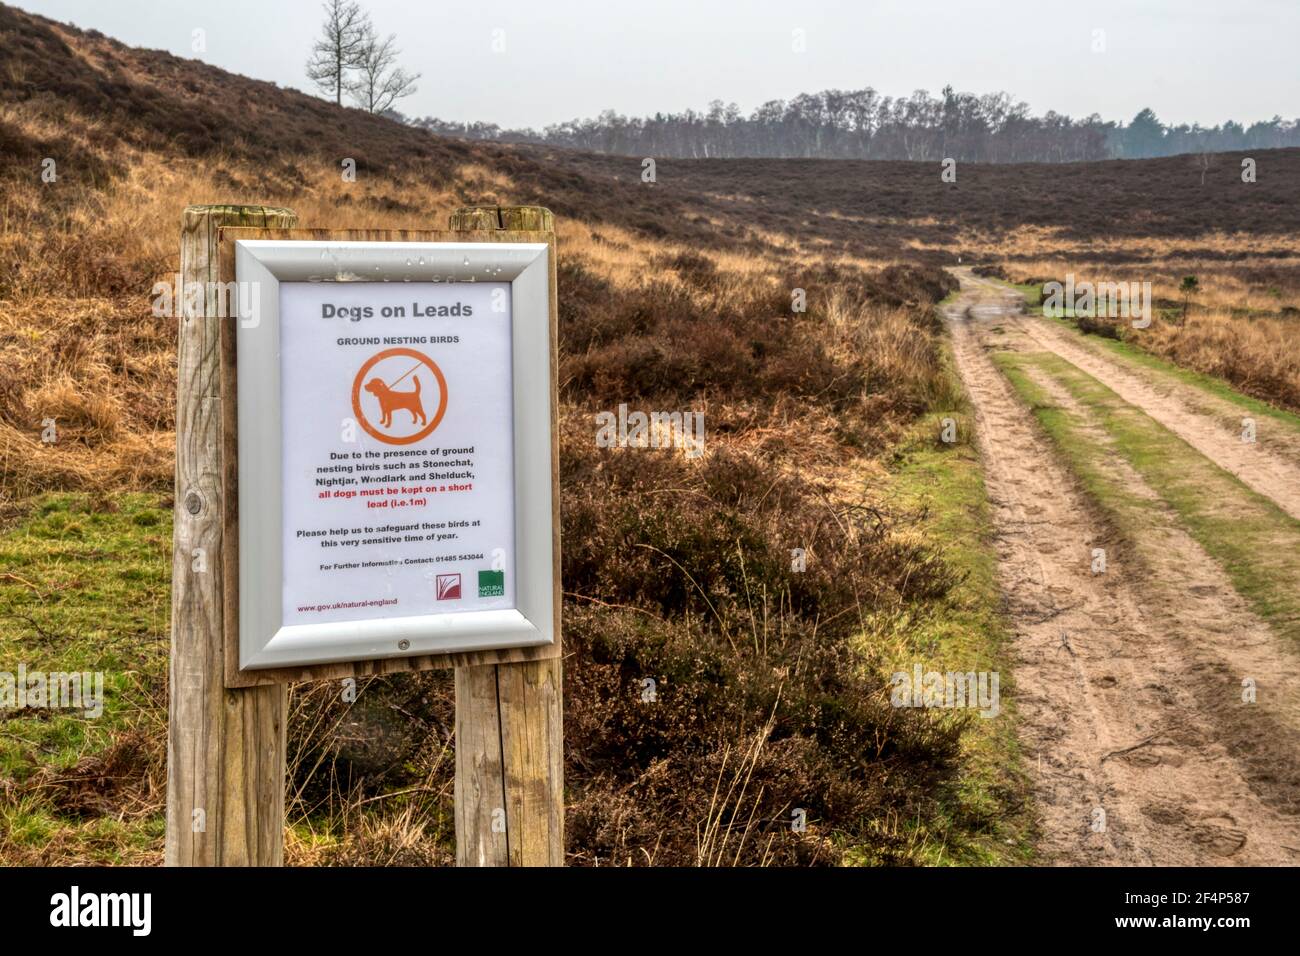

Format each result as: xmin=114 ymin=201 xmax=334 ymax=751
xmin=348 ymin=29 xmax=420 ymax=114
xmin=305 ymin=0 xmax=369 ymax=106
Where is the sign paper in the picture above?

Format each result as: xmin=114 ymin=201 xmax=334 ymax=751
xmin=278 ymin=281 xmax=516 ymax=627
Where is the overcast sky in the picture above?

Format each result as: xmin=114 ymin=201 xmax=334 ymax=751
xmin=18 ymin=0 xmax=1299 ymax=129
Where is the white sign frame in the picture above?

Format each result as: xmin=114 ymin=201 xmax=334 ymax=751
xmin=232 ymin=239 xmax=555 ymax=670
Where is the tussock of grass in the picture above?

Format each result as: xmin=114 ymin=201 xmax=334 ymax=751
xmin=1133 ymin=313 xmax=1300 ymax=413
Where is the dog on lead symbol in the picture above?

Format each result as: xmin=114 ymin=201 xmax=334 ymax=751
xmin=364 ymin=373 xmax=427 ymax=428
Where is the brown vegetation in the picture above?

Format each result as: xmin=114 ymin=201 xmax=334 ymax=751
xmin=539 ymin=146 xmax=1300 ymax=260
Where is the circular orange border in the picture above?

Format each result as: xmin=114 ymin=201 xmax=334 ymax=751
xmin=350 ymin=347 xmax=448 ymax=445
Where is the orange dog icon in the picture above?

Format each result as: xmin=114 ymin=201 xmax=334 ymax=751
xmin=364 ymin=373 xmax=427 ymax=428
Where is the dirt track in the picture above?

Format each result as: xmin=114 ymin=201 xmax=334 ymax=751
xmin=1012 ymin=312 xmax=1300 ymax=522
xmin=944 ymin=269 xmax=1300 ymax=865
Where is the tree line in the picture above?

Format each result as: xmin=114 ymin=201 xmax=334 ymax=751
xmin=404 ymin=87 xmax=1300 ymax=163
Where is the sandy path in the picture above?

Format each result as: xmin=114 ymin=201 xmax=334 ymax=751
xmin=943 ymin=272 xmax=1300 ymax=865
xmin=966 ymin=271 xmax=1300 ymax=521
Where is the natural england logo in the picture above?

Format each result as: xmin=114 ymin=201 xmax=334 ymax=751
xmin=1042 ymin=274 xmax=1153 ymax=329
xmin=890 ymin=664 xmax=1000 ymax=719
xmin=478 ymin=569 xmax=505 ymax=597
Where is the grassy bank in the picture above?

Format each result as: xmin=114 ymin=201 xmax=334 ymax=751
xmin=868 ymin=342 xmax=1033 ymax=865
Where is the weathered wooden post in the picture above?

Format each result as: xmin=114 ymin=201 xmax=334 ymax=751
xmin=165 ymin=204 xmax=295 ymax=866
xmin=450 ymin=205 xmax=564 ymax=866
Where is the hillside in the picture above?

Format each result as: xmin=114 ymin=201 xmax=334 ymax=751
xmin=532 ymin=146 xmax=1300 ymax=259
xmin=0 ymin=3 xmax=744 ymax=259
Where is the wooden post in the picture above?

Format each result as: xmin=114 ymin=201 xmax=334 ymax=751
xmin=165 ymin=204 xmax=296 ymax=866
xmin=450 ymin=205 xmax=565 ymax=866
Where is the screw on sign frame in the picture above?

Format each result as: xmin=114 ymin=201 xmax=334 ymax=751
xmin=350 ymin=346 xmax=449 ymax=445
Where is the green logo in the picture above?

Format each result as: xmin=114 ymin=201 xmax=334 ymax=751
xmin=478 ymin=570 xmax=505 ymax=597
